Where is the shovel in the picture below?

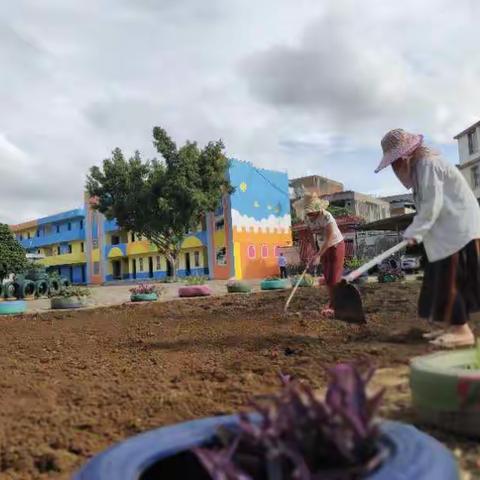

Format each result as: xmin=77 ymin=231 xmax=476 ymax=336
xmin=332 ymin=240 xmax=408 ymax=323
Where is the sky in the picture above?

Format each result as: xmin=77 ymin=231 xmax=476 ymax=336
xmin=1 ymin=0 xmax=479 ymax=224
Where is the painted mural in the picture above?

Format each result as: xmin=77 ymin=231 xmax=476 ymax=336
xmin=228 ymin=159 xmax=292 ymax=279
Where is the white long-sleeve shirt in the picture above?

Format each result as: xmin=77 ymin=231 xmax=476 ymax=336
xmin=404 ymin=155 xmax=480 ymax=262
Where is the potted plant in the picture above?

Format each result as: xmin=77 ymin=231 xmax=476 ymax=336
xmin=179 ymin=276 xmax=212 ymax=297
xmin=50 ymin=286 xmax=91 ymax=310
xmin=261 ymin=276 xmax=289 ymax=291
xmin=73 ymin=364 xmax=458 ymax=480
xmin=130 ymin=283 xmax=159 ymax=302
xmin=226 ymin=278 xmax=251 ymax=294
xmin=290 ymin=273 xmax=315 ymax=288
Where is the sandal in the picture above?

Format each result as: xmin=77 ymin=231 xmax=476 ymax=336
xmin=321 ymin=307 xmax=335 ymax=318
xmin=422 ymin=329 xmax=445 ymax=340
xmin=429 ymin=333 xmax=475 ymax=349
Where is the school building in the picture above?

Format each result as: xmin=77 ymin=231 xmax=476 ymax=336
xmin=10 ymin=159 xmax=292 ymax=284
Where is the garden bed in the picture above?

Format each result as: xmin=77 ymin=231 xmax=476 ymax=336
xmin=0 ymin=282 xmax=478 ymax=478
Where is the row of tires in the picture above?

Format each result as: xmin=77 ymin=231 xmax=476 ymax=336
xmin=0 ymin=277 xmax=71 ymax=300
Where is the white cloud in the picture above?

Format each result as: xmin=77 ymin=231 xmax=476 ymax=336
xmin=231 ymin=210 xmax=291 ymax=232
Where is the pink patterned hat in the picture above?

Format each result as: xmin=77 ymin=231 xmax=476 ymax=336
xmin=375 ymin=129 xmax=423 ymax=173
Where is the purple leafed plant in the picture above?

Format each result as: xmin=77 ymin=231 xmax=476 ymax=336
xmin=129 ymin=283 xmax=157 ymax=295
xmin=193 ymin=364 xmax=385 ymax=480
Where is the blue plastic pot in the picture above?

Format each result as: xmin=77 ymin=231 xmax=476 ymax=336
xmin=130 ymin=293 xmax=158 ymax=302
xmin=73 ymin=415 xmax=458 ymax=480
xmin=0 ymin=300 xmax=27 ymax=315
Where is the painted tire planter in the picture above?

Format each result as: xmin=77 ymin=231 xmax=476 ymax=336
xmin=178 ymin=285 xmax=212 ymax=297
xmin=130 ymin=293 xmax=158 ymax=302
xmin=411 ymin=348 xmax=480 ymax=437
xmin=60 ymin=277 xmax=71 ymax=290
xmin=50 ymin=297 xmax=88 ymax=310
xmin=0 ymin=300 xmax=27 ymax=315
xmin=260 ymin=279 xmax=289 ymax=290
xmin=21 ymin=280 xmax=36 ymax=299
xmin=35 ymin=280 xmax=49 ymax=298
xmin=226 ymin=282 xmax=251 ymax=294
xmin=73 ymin=415 xmax=458 ymax=480
xmin=49 ymin=279 xmax=61 ymax=295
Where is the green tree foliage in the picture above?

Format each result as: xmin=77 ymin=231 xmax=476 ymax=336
xmin=327 ymin=205 xmax=351 ymax=218
xmin=0 ymin=224 xmax=27 ymax=280
xmin=86 ymin=127 xmax=233 ymax=279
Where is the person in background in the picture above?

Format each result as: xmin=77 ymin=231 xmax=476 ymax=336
xmin=278 ymin=252 xmax=288 ymax=279
xmin=375 ymin=128 xmax=480 ymax=348
xmin=294 ymin=192 xmax=345 ymax=317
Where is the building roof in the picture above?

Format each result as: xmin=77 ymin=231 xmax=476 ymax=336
xmin=454 ymin=120 xmax=480 ymax=140
xmin=323 ymin=190 xmax=390 ymax=206
xmin=10 ymin=208 xmax=85 ymax=232
xmin=358 ymin=213 xmax=415 ymax=231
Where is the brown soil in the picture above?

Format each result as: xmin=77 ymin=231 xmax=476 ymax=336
xmin=0 ymin=282 xmax=478 ymax=479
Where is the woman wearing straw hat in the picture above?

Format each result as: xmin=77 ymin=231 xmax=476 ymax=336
xmin=294 ymin=192 xmax=345 ymax=317
xmin=375 ymin=128 xmax=480 ymax=348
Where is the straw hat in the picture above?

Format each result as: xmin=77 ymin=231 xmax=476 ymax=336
xmin=293 ymin=191 xmax=329 ymax=221
xmin=375 ymin=129 xmax=423 ymax=173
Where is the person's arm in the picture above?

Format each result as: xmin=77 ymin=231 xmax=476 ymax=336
xmin=318 ymin=223 xmax=335 ymax=257
xmin=404 ymin=160 xmax=444 ymax=244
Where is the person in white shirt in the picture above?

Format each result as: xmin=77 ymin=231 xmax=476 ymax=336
xmin=375 ymin=128 xmax=480 ymax=348
xmin=278 ymin=253 xmax=288 ymax=279
xmin=294 ymin=192 xmax=345 ymax=317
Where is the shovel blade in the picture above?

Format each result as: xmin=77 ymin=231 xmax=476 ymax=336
xmin=333 ymin=280 xmax=366 ymax=324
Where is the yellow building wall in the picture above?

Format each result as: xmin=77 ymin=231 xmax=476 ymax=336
xmin=38 ymin=241 xmax=86 ymax=266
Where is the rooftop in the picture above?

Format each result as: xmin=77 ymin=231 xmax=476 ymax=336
xmin=454 ymin=120 xmax=480 ymax=140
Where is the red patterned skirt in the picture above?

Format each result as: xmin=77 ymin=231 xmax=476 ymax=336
xmin=322 ymin=241 xmax=345 ymax=286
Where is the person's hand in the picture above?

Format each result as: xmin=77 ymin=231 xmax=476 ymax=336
xmin=406 ymin=238 xmax=417 ymax=246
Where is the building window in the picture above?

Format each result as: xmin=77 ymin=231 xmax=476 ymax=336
xmin=215 ymin=218 xmax=225 ymax=230
xmin=111 ymin=235 xmax=120 ymax=245
xmin=27 ymin=232 xmax=31 ymax=239
xmin=139 ymin=258 xmax=144 ymax=272
xmin=468 ymin=131 xmax=479 ymax=155
xmin=194 ymin=251 xmax=200 ymax=267
xmin=93 ymin=262 xmax=100 ymax=275
xmin=56 ymin=225 xmax=60 ymax=233
xmin=68 ymin=222 xmax=72 ymax=231
xmin=472 ymin=166 xmax=480 ymax=188
xmin=261 ymin=245 xmax=269 ymax=258
xmin=248 ymin=245 xmax=256 ymax=259
xmin=36 ymin=230 xmax=40 ymax=238
xmin=216 ymin=247 xmax=227 ymax=266
xmin=57 ymin=246 xmax=61 ymax=255
xmin=80 ymin=220 xmax=84 ymax=230
xmin=37 ymin=249 xmax=41 ymax=254
xmin=19 ymin=234 xmax=23 ymax=241
xmin=67 ymin=244 xmax=72 ymax=254
xmin=274 ymin=246 xmax=280 ymax=257
xmin=81 ymin=242 xmax=85 ymax=253
xmin=131 ymin=233 xmax=136 ymax=242
xmin=156 ymin=256 xmax=161 ymax=270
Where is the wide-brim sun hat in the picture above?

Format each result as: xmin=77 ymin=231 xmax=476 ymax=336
xmin=303 ymin=192 xmax=329 ymax=214
xmin=375 ymin=129 xmax=423 ymax=173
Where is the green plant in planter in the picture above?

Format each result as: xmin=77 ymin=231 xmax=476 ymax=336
xmin=130 ymin=283 xmax=161 ymax=302
xmin=345 ymin=257 xmax=365 ymax=271
xmin=184 ymin=275 xmax=207 ymax=286
xmin=264 ymin=275 xmax=281 ymax=281
xmin=50 ymin=286 xmax=91 ymax=299
xmin=291 ymin=273 xmax=315 ymax=287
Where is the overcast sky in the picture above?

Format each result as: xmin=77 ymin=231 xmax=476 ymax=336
xmin=1 ymin=0 xmax=479 ymax=224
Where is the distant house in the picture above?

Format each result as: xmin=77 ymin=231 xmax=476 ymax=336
xmin=289 ymin=175 xmax=344 ymax=200
xmin=455 ymin=120 xmax=480 ymax=202
xmin=381 ymin=193 xmax=415 ymax=217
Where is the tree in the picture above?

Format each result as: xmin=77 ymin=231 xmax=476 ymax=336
xmin=0 ymin=224 xmax=27 ymax=280
xmin=86 ymin=127 xmax=233 ymax=279
xmin=327 ymin=205 xmax=351 ymax=218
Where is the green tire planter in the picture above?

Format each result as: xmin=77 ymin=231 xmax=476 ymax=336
xmin=0 ymin=300 xmax=26 ymax=315
xmin=260 ymin=279 xmax=290 ymax=290
xmin=0 ymin=283 xmax=3 ymax=299
xmin=227 ymin=283 xmax=251 ymax=294
xmin=21 ymin=280 xmax=36 ymax=299
xmin=35 ymin=280 xmax=49 ymax=298
xmin=51 ymin=297 xmax=88 ymax=310
xmin=130 ymin=293 xmax=158 ymax=302
xmin=410 ymin=348 xmax=480 ymax=437
xmin=60 ymin=277 xmax=71 ymax=290
xmin=49 ymin=279 xmax=61 ymax=296
xmin=3 ymin=282 xmax=18 ymax=299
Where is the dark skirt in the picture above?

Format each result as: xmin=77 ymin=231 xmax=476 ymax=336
xmin=322 ymin=241 xmax=345 ymax=287
xmin=418 ymin=239 xmax=480 ymax=325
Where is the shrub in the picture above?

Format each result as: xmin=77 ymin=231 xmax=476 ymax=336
xmin=0 ymin=224 xmax=27 ymax=280
xmin=184 ymin=275 xmax=207 ymax=285
xmin=51 ymin=286 xmax=91 ymax=298
xmin=344 ymin=257 xmax=365 ymax=271
xmin=291 ymin=273 xmax=314 ymax=287
xmin=194 ymin=364 xmax=384 ymax=479
xmin=129 ymin=283 xmax=158 ymax=295
xmin=264 ymin=276 xmax=281 ymax=281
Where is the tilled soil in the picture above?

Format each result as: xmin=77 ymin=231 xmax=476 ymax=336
xmin=0 ymin=282 xmax=478 ymax=479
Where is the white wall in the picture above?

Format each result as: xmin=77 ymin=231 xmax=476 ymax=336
xmin=458 ymin=126 xmax=480 ymax=165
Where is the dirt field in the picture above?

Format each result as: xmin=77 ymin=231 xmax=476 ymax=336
xmin=0 ymin=281 xmax=479 ymax=479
